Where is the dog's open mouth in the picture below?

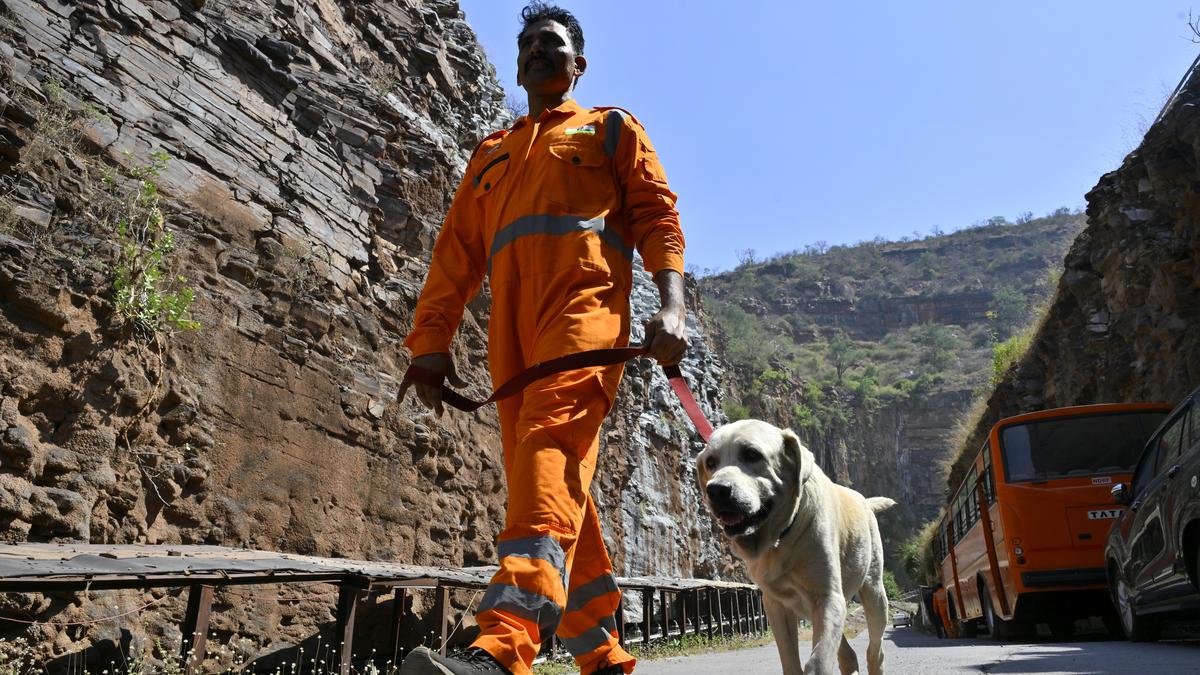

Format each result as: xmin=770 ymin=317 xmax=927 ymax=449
xmin=715 ymin=500 xmax=771 ymax=536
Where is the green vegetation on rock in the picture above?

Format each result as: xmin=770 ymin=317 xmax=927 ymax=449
xmin=699 ymin=211 xmax=1086 ymax=585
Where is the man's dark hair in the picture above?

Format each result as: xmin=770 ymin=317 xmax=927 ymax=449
xmin=519 ymin=2 xmax=584 ymax=54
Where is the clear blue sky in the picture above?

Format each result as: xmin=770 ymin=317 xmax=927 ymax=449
xmin=458 ymin=1 xmax=1199 ymax=274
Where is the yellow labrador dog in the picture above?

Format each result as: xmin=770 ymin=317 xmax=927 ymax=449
xmin=697 ymin=419 xmax=895 ymax=675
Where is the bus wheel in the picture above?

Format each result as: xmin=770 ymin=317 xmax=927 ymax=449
xmin=982 ymin=588 xmax=1026 ymax=640
xmin=1116 ymin=576 xmax=1160 ymax=642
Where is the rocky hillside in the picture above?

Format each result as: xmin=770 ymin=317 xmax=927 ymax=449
xmin=700 ymin=213 xmax=1086 ymax=580
xmin=0 ymin=0 xmax=729 ymax=665
xmin=946 ymin=57 xmax=1200 ymax=489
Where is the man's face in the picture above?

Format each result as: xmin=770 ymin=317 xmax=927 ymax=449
xmin=517 ymin=19 xmax=584 ymax=97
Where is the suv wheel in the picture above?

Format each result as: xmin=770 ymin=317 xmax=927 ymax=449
xmin=1116 ymin=576 xmax=1159 ymax=642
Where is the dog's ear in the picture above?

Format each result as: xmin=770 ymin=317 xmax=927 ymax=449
xmin=782 ymin=429 xmax=813 ymax=486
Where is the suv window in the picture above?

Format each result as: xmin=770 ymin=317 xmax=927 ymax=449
xmin=1132 ymin=441 xmax=1161 ymax=497
xmin=1154 ymin=414 xmax=1187 ymax=474
xmin=1188 ymin=397 xmax=1200 ymax=448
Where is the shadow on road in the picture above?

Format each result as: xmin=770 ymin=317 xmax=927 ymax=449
xmin=885 ymin=626 xmax=1118 ymax=649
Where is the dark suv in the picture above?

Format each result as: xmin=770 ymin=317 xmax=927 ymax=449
xmin=1105 ymin=386 xmax=1200 ymax=640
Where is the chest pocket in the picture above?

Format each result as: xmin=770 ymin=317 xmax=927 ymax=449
xmin=546 ymin=140 xmax=615 ymax=215
xmin=473 ymin=151 xmax=510 ymax=199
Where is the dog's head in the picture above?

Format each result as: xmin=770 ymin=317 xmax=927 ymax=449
xmin=696 ymin=419 xmax=814 ymax=553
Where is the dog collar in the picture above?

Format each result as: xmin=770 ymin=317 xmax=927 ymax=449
xmin=773 ymin=473 xmax=812 ymax=547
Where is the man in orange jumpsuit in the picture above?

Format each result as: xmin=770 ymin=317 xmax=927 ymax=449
xmin=399 ymin=3 xmax=687 ymax=674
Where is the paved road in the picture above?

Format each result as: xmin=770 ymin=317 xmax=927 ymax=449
xmin=635 ymin=627 xmax=1200 ymax=674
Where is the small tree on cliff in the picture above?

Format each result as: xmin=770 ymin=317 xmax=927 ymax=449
xmin=828 ymin=331 xmax=862 ymax=384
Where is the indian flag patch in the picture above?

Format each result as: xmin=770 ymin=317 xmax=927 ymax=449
xmin=564 ymin=125 xmax=597 ymax=136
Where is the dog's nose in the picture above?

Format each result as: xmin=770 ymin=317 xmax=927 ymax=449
xmin=706 ymin=482 xmax=732 ymax=504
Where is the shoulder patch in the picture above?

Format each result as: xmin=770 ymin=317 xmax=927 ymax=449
xmin=470 ymin=128 xmax=510 ymax=161
xmin=591 ymin=105 xmax=641 ymax=126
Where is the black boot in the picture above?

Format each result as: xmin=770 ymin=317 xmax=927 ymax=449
xmin=399 ymin=646 xmax=512 ymax=675
xmin=592 ymin=664 xmax=628 ymax=675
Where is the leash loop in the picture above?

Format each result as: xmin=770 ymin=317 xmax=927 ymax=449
xmin=403 ymin=346 xmax=713 ymax=442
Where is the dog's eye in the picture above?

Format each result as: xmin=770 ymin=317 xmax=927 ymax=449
xmin=740 ymin=446 xmax=764 ymax=463
xmin=704 ymin=455 xmax=718 ymax=471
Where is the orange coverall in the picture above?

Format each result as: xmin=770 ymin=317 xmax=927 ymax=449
xmin=404 ymin=98 xmax=685 ymax=675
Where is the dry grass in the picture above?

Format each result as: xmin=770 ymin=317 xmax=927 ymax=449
xmin=187 ymin=178 xmax=263 ymax=232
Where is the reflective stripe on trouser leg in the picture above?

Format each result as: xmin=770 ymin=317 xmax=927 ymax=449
xmin=472 ymin=368 xmax=617 ymax=675
xmin=557 ymin=495 xmax=637 ymax=675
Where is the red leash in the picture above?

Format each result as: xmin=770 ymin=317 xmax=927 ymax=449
xmin=403 ymin=346 xmax=714 ymax=442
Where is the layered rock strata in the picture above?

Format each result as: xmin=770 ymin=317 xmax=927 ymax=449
xmin=0 ymin=0 xmax=732 ymax=665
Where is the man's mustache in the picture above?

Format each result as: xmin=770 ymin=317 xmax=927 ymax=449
xmin=525 ymin=57 xmax=551 ymax=72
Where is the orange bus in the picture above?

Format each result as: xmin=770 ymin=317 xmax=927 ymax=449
xmin=932 ymin=402 xmax=1170 ymax=639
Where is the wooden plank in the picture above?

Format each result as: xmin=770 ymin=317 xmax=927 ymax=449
xmin=438 ymin=585 xmax=451 ymax=656
xmin=181 ymin=584 xmax=214 ymax=675
xmin=334 ymin=584 xmax=361 ymax=675
xmin=693 ymin=590 xmax=702 ymax=636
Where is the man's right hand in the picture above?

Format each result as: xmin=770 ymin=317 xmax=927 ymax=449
xmin=398 ymin=352 xmax=465 ymax=417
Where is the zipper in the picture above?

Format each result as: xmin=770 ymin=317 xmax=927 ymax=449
xmin=474 ymin=152 xmax=510 ymax=188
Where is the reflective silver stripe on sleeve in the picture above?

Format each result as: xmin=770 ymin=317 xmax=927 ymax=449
xmin=498 ymin=535 xmax=569 ymax=592
xmin=561 ymin=614 xmax=619 ymax=656
xmin=566 ymin=573 xmax=619 ymax=613
xmin=604 ymin=109 xmax=624 ymax=158
xmin=477 ymin=583 xmax=563 ymax=638
xmin=487 ymin=214 xmax=633 ymax=274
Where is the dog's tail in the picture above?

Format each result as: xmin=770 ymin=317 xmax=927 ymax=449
xmin=866 ymin=497 xmax=897 ymax=513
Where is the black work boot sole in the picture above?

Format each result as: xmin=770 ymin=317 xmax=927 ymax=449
xmin=399 ymin=646 xmax=511 ymax=675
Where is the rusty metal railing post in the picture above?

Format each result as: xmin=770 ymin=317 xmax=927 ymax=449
xmin=715 ymin=588 xmax=725 ymax=636
xmin=705 ymin=588 xmax=714 ymax=640
xmin=390 ymin=587 xmax=408 ymax=666
xmin=660 ymin=589 xmax=670 ymax=641
xmin=616 ymin=593 xmax=625 ymax=646
xmin=334 ymin=582 xmax=363 ymax=675
xmin=642 ymin=588 xmax=652 ymax=646
xmin=732 ymin=589 xmax=742 ymax=635
xmin=181 ymin=584 xmax=214 ymax=675
xmin=437 ymin=584 xmax=451 ymax=656
xmin=680 ymin=590 xmax=689 ymax=639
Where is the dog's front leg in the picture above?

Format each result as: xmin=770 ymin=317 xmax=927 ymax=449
xmin=805 ymin=593 xmax=846 ymax=675
xmin=763 ymin=595 xmax=803 ymax=675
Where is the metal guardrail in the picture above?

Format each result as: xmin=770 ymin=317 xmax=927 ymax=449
xmin=0 ymin=543 xmax=767 ymax=673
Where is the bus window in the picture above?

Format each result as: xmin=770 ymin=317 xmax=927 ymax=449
xmin=965 ymin=469 xmax=978 ymax=528
xmin=1003 ymin=425 xmax=1036 ymax=481
xmin=981 ymin=446 xmax=996 ymax=504
xmin=999 ymin=410 xmax=1167 ymax=483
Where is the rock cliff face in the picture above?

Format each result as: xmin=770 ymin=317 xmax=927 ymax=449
xmin=700 ymin=217 xmax=1084 ymax=574
xmin=0 ymin=0 xmax=732 ymax=662
xmin=949 ymin=60 xmax=1200 ymax=486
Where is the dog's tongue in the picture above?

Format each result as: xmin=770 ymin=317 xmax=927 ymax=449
xmin=718 ymin=513 xmax=743 ymax=527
